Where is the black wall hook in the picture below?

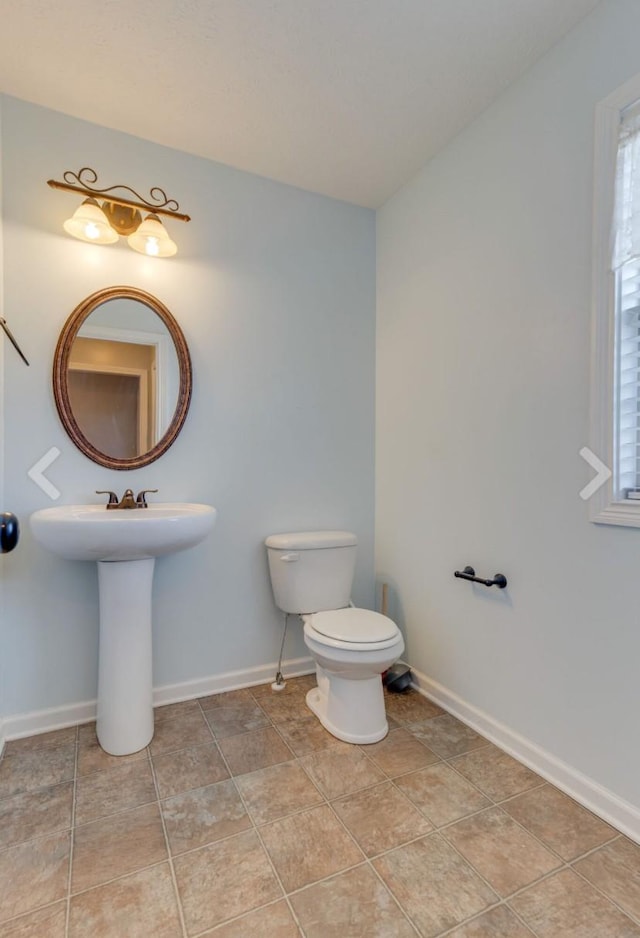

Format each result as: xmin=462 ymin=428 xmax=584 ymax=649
xmin=0 ymin=318 xmax=29 ymax=366
xmin=1 ymin=513 xmax=19 ymax=554
xmin=454 ymin=565 xmax=507 ymax=589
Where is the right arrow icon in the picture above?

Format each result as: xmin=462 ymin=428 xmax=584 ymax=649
xmin=579 ymin=447 xmax=612 ymax=501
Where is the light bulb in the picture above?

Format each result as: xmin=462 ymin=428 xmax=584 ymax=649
xmin=127 ymin=214 xmax=177 ymax=258
xmin=84 ymin=221 xmax=101 ymax=240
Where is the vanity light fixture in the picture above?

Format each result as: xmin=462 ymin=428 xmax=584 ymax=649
xmin=48 ymin=167 xmax=189 ymax=258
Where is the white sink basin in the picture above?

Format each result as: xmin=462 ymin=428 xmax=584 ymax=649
xmin=29 ymin=502 xmax=216 ymax=757
xmin=30 ymin=502 xmax=216 ymax=562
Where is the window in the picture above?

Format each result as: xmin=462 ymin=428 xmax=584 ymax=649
xmin=590 ymin=76 xmax=640 ymax=526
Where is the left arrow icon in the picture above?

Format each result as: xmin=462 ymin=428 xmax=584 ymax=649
xmin=28 ymin=447 xmax=61 ymax=500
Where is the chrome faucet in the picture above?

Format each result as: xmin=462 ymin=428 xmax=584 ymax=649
xmin=96 ymin=489 xmax=158 ymax=510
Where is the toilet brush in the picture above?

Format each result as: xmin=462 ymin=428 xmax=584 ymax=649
xmin=383 ymin=661 xmax=413 ymax=692
xmin=379 ymin=583 xmax=413 ymax=691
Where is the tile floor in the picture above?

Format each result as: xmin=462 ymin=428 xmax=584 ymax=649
xmin=1 ymin=677 xmax=639 ymax=936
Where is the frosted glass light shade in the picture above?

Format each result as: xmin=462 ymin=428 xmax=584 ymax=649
xmin=63 ymin=198 xmax=118 ymax=245
xmin=127 ymin=213 xmax=177 ymax=257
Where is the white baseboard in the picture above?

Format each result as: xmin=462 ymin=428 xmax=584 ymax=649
xmin=152 ymin=657 xmax=314 ymax=705
xmin=410 ymin=668 xmax=640 ymax=845
xmin=1 ymin=656 xmax=315 ymax=744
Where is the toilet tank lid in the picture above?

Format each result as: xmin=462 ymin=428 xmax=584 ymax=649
xmin=265 ymin=530 xmax=357 ymax=550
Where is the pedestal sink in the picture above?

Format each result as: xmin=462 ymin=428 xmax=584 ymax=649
xmin=30 ymin=503 xmax=216 ymax=755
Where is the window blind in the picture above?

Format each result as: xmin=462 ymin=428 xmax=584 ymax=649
xmin=613 ymin=102 xmax=640 ymax=498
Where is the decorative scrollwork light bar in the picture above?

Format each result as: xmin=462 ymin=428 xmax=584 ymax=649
xmin=47 ymin=167 xmax=191 ymax=258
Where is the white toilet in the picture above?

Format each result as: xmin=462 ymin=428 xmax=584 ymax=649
xmin=265 ymin=530 xmax=404 ymax=744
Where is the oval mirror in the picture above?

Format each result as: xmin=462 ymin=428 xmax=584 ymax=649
xmin=53 ymin=286 xmax=192 ymax=469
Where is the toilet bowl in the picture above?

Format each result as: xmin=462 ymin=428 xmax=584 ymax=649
xmin=264 ymin=531 xmax=405 ymax=744
xmin=302 ymin=608 xmax=404 ymax=743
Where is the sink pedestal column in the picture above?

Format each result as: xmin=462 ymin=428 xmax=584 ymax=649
xmin=96 ymin=558 xmax=155 ymax=755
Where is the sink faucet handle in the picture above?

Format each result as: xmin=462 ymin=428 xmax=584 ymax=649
xmin=136 ymin=489 xmax=158 ymax=508
xmin=96 ymin=490 xmax=118 ymax=506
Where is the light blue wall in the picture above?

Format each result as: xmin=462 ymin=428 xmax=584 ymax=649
xmin=1 ymin=96 xmax=376 ymax=716
xmin=0 ymin=100 xmax=5 ymax=743
xmin=376 ymin=0 xmax=640 ymax=808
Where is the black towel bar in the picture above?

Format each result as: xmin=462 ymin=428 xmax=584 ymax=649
xmin=454 ymin=566 xmax=507 ymax=589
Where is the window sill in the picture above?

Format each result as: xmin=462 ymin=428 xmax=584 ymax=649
xmin=591 ymin=500 xmax=640 ymax=528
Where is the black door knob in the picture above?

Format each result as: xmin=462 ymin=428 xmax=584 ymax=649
xmin=1 ymin=512 xmax=19 ymax=554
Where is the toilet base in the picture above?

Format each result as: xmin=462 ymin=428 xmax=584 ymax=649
xmin=306 ymin=676 xmax=389 ymax=745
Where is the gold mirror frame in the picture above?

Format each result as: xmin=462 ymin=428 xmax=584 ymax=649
xmin=53 ymin=286 xmax=192 ymax=470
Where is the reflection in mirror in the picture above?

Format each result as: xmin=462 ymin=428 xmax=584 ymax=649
xmin=53 ymin=287 xmax=191 ymax=470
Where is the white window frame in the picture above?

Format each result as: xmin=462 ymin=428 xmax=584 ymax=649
xmin=590 ymin=73 xmax=640 ymax=527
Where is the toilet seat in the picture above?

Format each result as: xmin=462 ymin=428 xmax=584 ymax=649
xmin=303 ymin=608 xmax=400 ymax=651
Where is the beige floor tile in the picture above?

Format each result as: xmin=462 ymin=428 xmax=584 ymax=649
xmin=152 ymin=742 xmax=229 ymax=799
xmin=154 ymin=700 xmax=201 ymax=725
xmin=333 ymin=781 xmax=432 ymax=857
xmin=4 ymin=728 xmax=76 ymax=755
xmin=450 ymin=744 xmax=543 ymax=802
xmin=0 ymin=745 xmax=75 ymax=799
xmin=161 ymin=779 xmax=251 ymax=854
xmin=173 ymin=829 xmax=281 ymax=934
xmin=502 ymin=784 xmax=615 ymax=861
xmin=374 ymin=833 xmax=497 ymax=938
xmin=575 ymin=836 xmax=640 ymax=921
xmin=395 ymin=762 xmax=490 ymax=827
xmin=75 ymin=760 xmax=156 ymax=825
xmin=383 ymin=691 xmax=445 ymax=724
xmin=77 ymin=724 xmax=147 ymax=777
xmin=445 ymin=806 xmax=561 ymax=896
xmin=218 ymin=726 xmax=294 ymax=776
xmin=256 ymin=691 xmax=308 ymax=724
xmin=71 ymin=802 xmax=167 ymax=893
xmin=275 ymin=714 xmax=337 ymax=756
xmin=285 ymin=673 xmax=318 ymax=691
xmin=203 ymin=701 xmax=271 ymax=738
xmin=0 ymin=901 xmax=67 ymax=937
xmin=149 ymin=711 xmax=212 ymax=757
xmin=260 ymin=804 xmax=364 ymax=892
xmin=366 ymin=728 xmax=439 ymax=777
xmin=235 ymin=760 xmax=323 ymax=825
xmin=300 ymin=744 xmax=385 ymax=799
xmin=0 ymin=831 xmax=70 ymax=923
xmin=290 ymin=864 xmax=415 ymax=937
xmin=408 ymin=714 xmax=489 ymax=759
xmin=0 ymin=782 xmax=73 ymax=849
xmin=68 ymin=862 xmax=182 ymax=938
xmin=447 ymin=905 xmax=534 ymax=936
xmin=202 ymin=900 xmax=299 ymax=936
xmin=198 ymin=688 xmax=255 ymax=708
xmin=511 ymin=868 xmax=640 ymax=937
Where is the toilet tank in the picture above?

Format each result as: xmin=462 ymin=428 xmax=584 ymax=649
xmin=265 ymin=531 xmax=358 ymax=614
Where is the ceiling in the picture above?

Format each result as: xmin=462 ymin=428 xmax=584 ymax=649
xmin=0 ymin=0 xmax=600 ymax=208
